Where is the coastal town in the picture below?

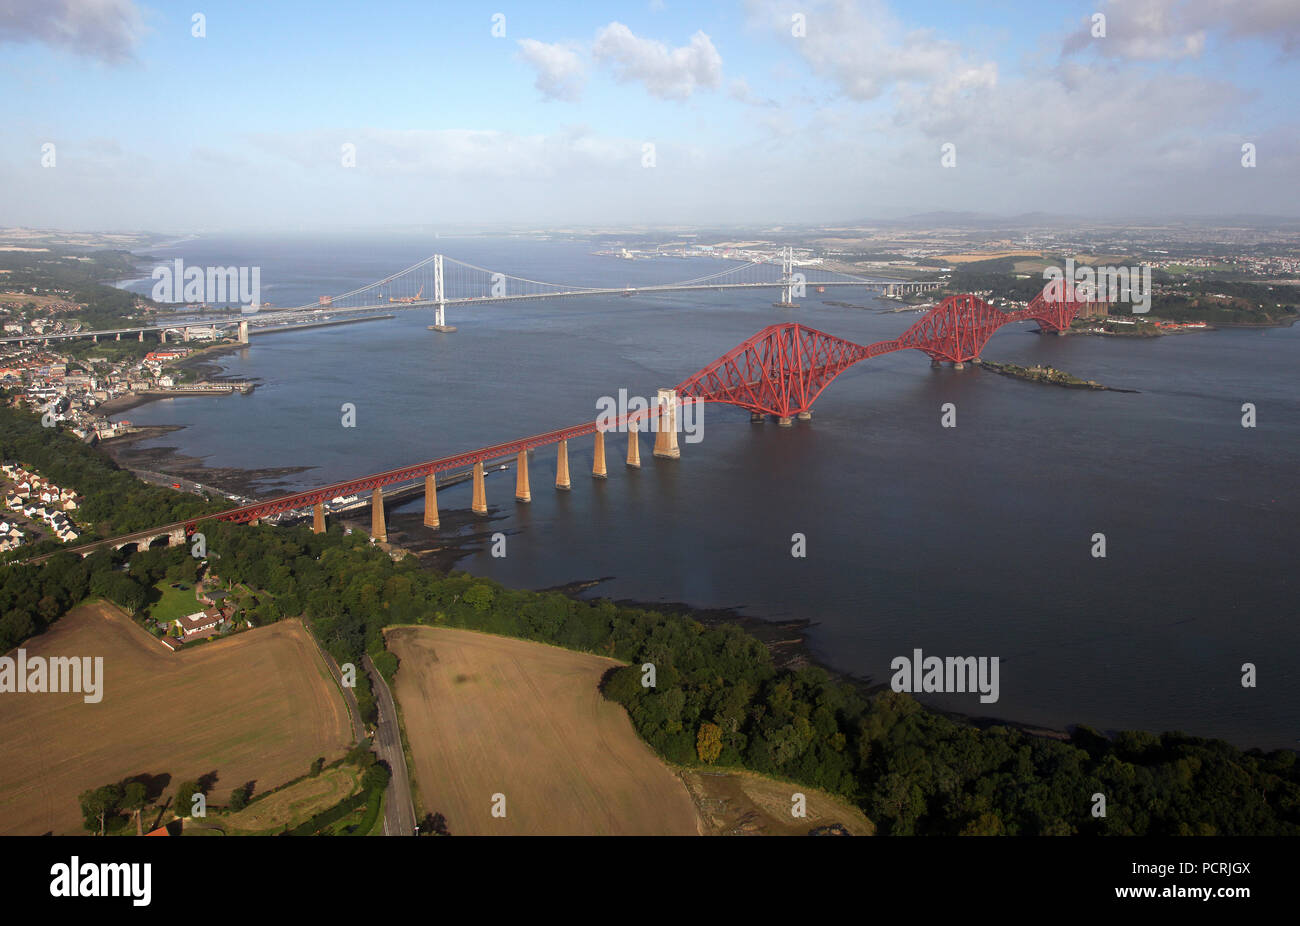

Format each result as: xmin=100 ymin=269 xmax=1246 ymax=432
xmin=0 ymin=284 xmax=250 ymax=443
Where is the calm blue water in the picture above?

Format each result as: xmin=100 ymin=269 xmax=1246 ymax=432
xmin=118 ymin=234 xmax=1300 ymax=748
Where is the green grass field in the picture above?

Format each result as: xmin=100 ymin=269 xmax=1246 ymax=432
xmin=146 ymin=581 xmax=203 ymax=624
xmin=206 ymin=766 xmax=364 ymax=835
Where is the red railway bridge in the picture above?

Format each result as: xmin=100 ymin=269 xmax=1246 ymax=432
xmin=43 ymin=284 xmax=1087 ymax=557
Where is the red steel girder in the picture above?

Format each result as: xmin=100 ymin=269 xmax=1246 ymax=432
xmin=674 ymin=323 xmax=869 ymax=417
xmin=105 ymin=282 xmax=1087 ymax=533
xmin=896 ymin=293 xmax=1008 ymax=363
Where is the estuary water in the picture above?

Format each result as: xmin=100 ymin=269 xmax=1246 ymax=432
xmin=116 ymin=234 xmax=1299 ymax=748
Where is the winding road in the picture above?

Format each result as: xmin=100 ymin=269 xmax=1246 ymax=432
xmin=363 ymin=654 xmax=418 ymax=837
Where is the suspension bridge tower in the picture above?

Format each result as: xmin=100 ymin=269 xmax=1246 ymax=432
xmin=428 ymin=253 xmax=457 ymax=333
xmin=773 ymin=246 xmax=800 ymax=309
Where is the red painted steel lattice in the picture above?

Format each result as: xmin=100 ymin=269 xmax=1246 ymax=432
xmin=51 ymin=282 xmax=1085 ymax=542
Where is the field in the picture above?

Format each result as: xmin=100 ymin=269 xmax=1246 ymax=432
xmin=680 ymin=769 xmax=875 ymax=836
xmin=0 ymin=291 xmax=79 ymax=311
xmin=196 ymin=765 xmax=363 ymax=835
xmin=146 ymin=581 xmax=202 ymax=625
xmin=386 ymin=625 xmax=701 ymax=835
xmin=0 ymin=601 xmax=354 ymax=835
xmin=938 ymin=250 xmax=1042 ymax=263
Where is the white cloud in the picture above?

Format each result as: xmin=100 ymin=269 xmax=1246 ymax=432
xmin=1065 ymin=0 xmax=1300 ymax=60
xmin=747 ymin=0 xmax=996 ymax=102
xmin=1064 ymin=0 xmax=1206 ymax=60
xmin=728 ymin=76 xmax=776 ymax=107
xmin=0 ymin=0 xmax=144 ymax=63
xmin=592 ymin=22 xmax=722 ymax=100
xmin=893 ymin=60 xmax=1243 ymax=167
xmin=247 ymin=127 xmax=653 ymax=180
xmin=517 ymin=38 xmax=586 ymax=101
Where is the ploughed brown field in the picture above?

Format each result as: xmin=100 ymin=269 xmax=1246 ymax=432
xmin=387 ymin=625 xmax=702 ymax=835
xmin=0 ymin=602 xmax=353 ymax=835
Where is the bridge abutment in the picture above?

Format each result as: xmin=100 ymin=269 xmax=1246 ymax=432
xmin=313 ymin=502 xmax=325 ymax=534
xmin=516 ymin=451 xmax=531 ymax=502
xmin=653 ymin=388 xmax=680 ymax=459
xmin=626 ymin=425 xmax=641 ymax=468
xmin=371 ymin=488 xmax=387 ymax=543
xmin=555 ymin=440 xmax=571 ymax=490
xmin=424 ymin=474 xmax=440 ymax=528
xmin=797 ymin=411 xmax=812 ymax=421
xmin=472 ymin=461 xmax=487 ymax=514
xmin=592 ymin=431 xmax=607 ymax=478
xmin=777 ymin=416 xmax=793 ymax=427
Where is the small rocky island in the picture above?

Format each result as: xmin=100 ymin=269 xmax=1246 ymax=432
xmin=977 ymin=359 xmax=1138 ymax=392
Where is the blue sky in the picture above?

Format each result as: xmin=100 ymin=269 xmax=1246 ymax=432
xmin=2 ymin=0 xmax=1298 ymax=230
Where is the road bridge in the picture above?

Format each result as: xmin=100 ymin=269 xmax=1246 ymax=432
xmin=2 ymin=248 xmax=940 ymax=344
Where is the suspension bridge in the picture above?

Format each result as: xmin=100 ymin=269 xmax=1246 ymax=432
xmin=33 ymin=281 xmax=1089 ymax=562
xmin=304 ymin=246 xmax=941 ymax=329
xmin=0 ymin=248 xmax=940 ymax=344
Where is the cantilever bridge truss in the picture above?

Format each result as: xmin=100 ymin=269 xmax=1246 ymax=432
xmin=37 ymin=280 xmax=1089 ymax=553
xmin=186 ymin=282 xmax=1088 ymax=524
xmin=676 ymin=283 xmax=1090 ymax=418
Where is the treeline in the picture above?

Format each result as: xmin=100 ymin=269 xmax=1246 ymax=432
xmin=0 ymin=247 xmax=147 ymax=328
xmin=74 ymin=746 xmax=391 ymax=834
xmin=1151 ymin=280 xmax=1298 ymax=324
xmin=187 ymin=518 xmax=1300 ymax=836
xmin=0 ymin=404 xmax=226 ymax=546
xmin=10 ymin=507 xmax=1300 ymax=835
xmin=0 ymin=544 xmax=200 ymax=654
xmin=945 ymin=258 xmax=1049 ymax=301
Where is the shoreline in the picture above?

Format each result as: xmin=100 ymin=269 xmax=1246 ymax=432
xmin=364 ymin=507 xmax=1078 ymax=746
xmin=94 ymin=341 xmax=256 ymax=419
xmin=76 ymin=319 xmax=1283 ymax=753
xmin=98 ymin=425 xmax=316 ymax=500
xmin=88 ymin=415 xmax=1266 ymax=751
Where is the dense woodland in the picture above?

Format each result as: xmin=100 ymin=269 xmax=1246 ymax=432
xmin=0 ymin=247 xmax=146 ymax=328
xmin=943 ymin=257 xmax=1299 ymax=325
xmin=0 ymin=406 xmax=226 ymax=557
xmin=1148 ymin=279 xmax=1299 ymax=325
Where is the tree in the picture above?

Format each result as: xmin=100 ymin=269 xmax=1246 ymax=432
xmin=371 ymin=651 xmax=398 ymax=679
xmin=362 ymin=763 xmax=390 ymax=793
xmin=123 ymin=781 xmax=148 ymax=836
xmin=310 ymin=757 xmax=325 ymax=777
xmin=960 ymin=812 xmax=1005 ymax=836
xmin=462 ymin=583 xmax=495 ymax=612
xmin=696 ymin=722 xmax=724 ymax=764
xmin=78 ymin=783 xmax=124 ymax=835
xmin=229 ymin=786 xmax=249 ymax=811
xmin=175 ymin=780 xmax=201 ymax=818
